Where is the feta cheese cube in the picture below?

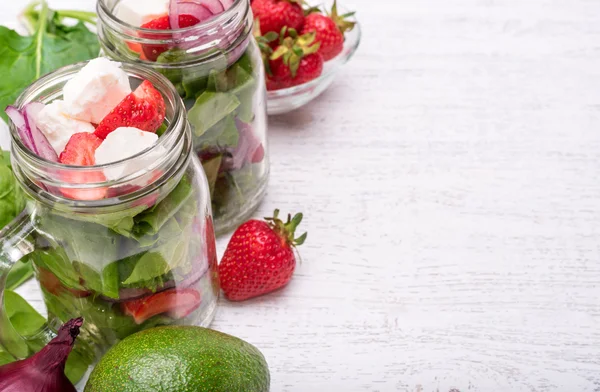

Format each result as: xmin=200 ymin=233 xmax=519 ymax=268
xmin=63 ymin=58 xmax=131 ymax=124
xmin=94 ymin=127 xmax=165 ymax=180
xmin=113 ymin=0 xmax=170 ymax=26
xmin=34 ymin=100 xmax=95 ymax=155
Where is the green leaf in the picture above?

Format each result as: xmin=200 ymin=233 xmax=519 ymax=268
xmin=0 ymin=150 xmax=27 ymax=230
xmin=0 ymin=349 xmax=15 ymax=366
xmin=120 ymin=218 xmax=191 ymax=288
xmin=133 ymin=177 xmax=194 ymax=237
xmin=29 ymin=248 xmax=82 ymax=290
xmin=202 ymin=155 xmax=223 ymax=196
xmin=188 ymin=91 xmax=240 ymax=137
xmin=0 ymin=1 xmax=100 ymax=123
xmin=6 ymin=258 xmax=34 ymax=291
xmin=193 ymin=114 xmax=240 ymax=151
xmin=4 ymin=290 xmax=46 ymax=337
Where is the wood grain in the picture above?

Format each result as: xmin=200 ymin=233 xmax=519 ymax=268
xmin=2 ymin=0 xmax=600 ymax=390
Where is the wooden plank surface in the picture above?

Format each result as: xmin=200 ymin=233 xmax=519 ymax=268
xmin=2 ymin=0 xmax=600 ymax=390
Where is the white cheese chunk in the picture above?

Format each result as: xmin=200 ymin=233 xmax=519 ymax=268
xmin=34 ymin=100 xmax=95 ymax=155
xmin=63 ymin=58 xmax=131 ymax=124
xmin=94 ymin=127 xmax=164 ymax=180
xmin=113 ymin=0 xmax=170 ymax=26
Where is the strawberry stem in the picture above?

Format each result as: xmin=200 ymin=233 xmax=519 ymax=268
xmin=265 ymin=209 xmax=307 ymax=247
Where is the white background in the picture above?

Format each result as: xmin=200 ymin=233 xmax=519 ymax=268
xmin=2 ymin=0 xmax=600 ymax=391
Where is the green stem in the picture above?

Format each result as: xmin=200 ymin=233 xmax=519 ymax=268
xmin=34 ymin=0 xmax=48 ymax=78
xmin=56 ymin=10 xmax=97 ymax=25
xmin=21 ymin=0 xmax=42 ymax=35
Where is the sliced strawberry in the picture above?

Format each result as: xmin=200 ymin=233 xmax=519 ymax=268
xmin=121 ymin=288 xmax=201 ymax=324
xmin=94 ymin=80 xmax=166 ymax=139
xmin=140 ymin=14 xmax=201 ymax=61
xmin=58 ymin=132 xmax=107 ymax=200
xmin=38 ymin=267 xmax=91 ymax=298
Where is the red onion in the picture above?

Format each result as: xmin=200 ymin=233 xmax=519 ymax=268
xmin=231 ymin=119 xmax=264 ymax=170
xmin=0 ymin=318 xmax=83 ymax=392
xmin=201 ymin=0 xmax=225 ymax=14
xmin=5 ymin=105 xmax=35 ymax=154
xmin=5 ymin=104 xmax=58 ymax=162
xmin=219 ymin=0 xmax=234 ymax=9
xmin=170 ymin=0 xmax=215 ymax=29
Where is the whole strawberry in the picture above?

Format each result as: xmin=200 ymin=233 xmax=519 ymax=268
xmin=252 ymin=0 xmax=305 ymax=35
xmin=269 ymin=53 xmax=323 ymax=89
xmin=301 ymin=0 xmax=356 ymax=61
xmin=264 ymin=28 xmax=324 ymax=90
xmin=219 ymin=210 xmax=307 ymax=301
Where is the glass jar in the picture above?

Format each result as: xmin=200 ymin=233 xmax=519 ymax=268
xmin=97 ymin=0 xmax=269 ymax=234
xmin=0 ymin=62 xmax=219 ymax=371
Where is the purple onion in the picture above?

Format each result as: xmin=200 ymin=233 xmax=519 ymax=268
xmin=0 ymin=318 xmax=83 ymax=392
xmin=5 ymin=104 xmax=58 ymax=162
xmin=231 ymin=119 xmax=264 ymax=170
xmin=5 ymin=105 xmax=35 ymax=153
xmin=23 ymin=103 xmax=59 ymax=162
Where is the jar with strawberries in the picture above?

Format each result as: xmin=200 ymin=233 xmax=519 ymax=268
xmin=97 ymin=0 xmax=269 ymax=234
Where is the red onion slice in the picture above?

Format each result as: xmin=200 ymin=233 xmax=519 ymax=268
xmin=169 ymin=0 xmax=181 ymax=29
xmin=219 ymin=0 xmax=234 ymax=9
xmin=176 ymin=1 xmax=215 ymax=24
xmin=5 ymin=105 xmax=35 ymax=153
xmin=201 ymin=0 xmax=225 ymax=14
xmin=231 ymin=119 xmax=263 ymax=170
xmin=23 ymin=103 xmax=59 ymax=162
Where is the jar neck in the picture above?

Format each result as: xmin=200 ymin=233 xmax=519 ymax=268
xmin=9 ymin=61 xmax=191 ymax=213
xmin=97 ymin=0 xmax=253 ymax=66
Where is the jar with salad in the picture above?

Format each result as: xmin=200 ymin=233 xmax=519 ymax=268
xmin=97 ymin=0 xmax=269 ymax=234
xmin=0 ymin=59 xmax=219 ymax=362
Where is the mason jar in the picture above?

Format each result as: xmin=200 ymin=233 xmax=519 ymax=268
xmin=97 ymin=0 xmax=269 ymax=234
xmin=0 ymin=62 xmax=219 ymax=374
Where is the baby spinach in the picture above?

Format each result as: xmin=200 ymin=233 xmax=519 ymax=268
xmin=0 ymin=150 xmax=26 ymax=229
xmin=0 ymin=1 xmax=99 ymax=123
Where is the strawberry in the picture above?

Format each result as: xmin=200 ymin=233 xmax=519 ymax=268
xmin=300 ymin=1 xmax=355 ymax=61
xmin=218 ymin=209 xmax=307 ymax=301
xmin=121 ymin=288 xmax=201 ymax=324
xmin=266 ymin=29 xmax=323 ymax=90
xmin=59 ymin=132 xmax=107 ymax=200
xmin=139 ymin=14 xmax=201 ymax=61
xmin=38 ymin=267 xmax=90 ymax=298
xmin=252 ymin=0 xmax=305 ymax=35
xmin=94 ymin=80 xmax=166 ymax=139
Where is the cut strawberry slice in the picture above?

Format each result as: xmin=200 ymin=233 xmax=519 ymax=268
xmin=140 ymin=14 xmax=201 ymax=61
xmin=94 ymin=80 xmax=166 ymax=139
xmin=38 ymin=267 xmax=91 ymax=298
xmin=121 ymin=288 xmax=201 ymax=324
xmin=58 ymin=132 xmax=107 ymax=200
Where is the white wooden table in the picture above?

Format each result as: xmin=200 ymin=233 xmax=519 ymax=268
xmin=2 ymin=0 xmax=600 ymax=391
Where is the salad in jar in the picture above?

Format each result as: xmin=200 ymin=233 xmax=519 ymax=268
xmin=98 ymin=0 xmax=269 ymax=234
xmin=5 ymin=58 xmax=219 ymax=350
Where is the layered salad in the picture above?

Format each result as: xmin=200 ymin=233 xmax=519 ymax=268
xmin=103 ymin=0 xmax=268 ymax=230
xmin=6 ymin=58 xmax=218 ymax=347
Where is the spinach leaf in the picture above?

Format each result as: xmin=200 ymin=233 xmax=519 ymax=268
xmin=202 ymin=155 xmax=222 ymax=195
xmin=193 ymin=115 xmax=240 ymax=151
xmin=188 ymin=92 xmax=240 ymax=137
xmin=132 ymin=176 xmax=194 ymax=237
xmin=4 ymin=290 xmax=46 ymax=337
xmin=0 ymin=290 xmax=45 ymax=359
xmin=0 ymin=349 xmax=14 ymax=366
xmin=6 ymin=258 xmax=34 ymax=291
xmin=0 ymin=1 xmax=99 ymax=123
xmin=29 ymin=248 xmax=82 ymax=290
xmin=0 ymin=150 xmax=26 ymax=229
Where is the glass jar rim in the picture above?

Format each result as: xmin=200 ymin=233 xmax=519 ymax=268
xmin=10 ymin=60 xmax=185 ymax=173
xmin=97 ymin=0 xmax=245 ymax=34
xmin=96 ymin=0 xmax=252 ymax=67
xmin=8 ymin=60 xmax=193 ymax=210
